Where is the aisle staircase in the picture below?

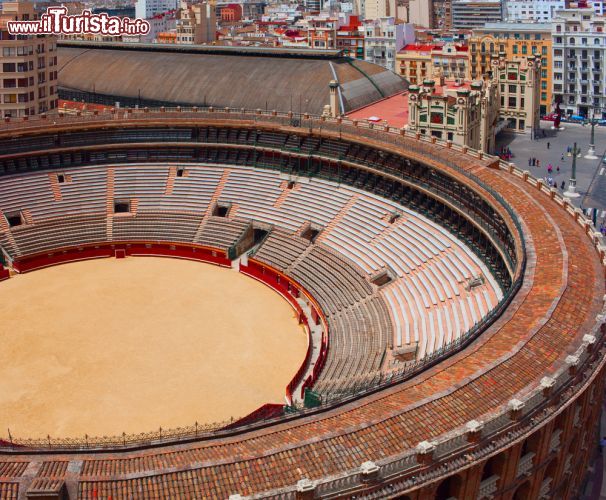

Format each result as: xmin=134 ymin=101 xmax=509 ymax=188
xmin=106 ymin=168 xmax=115 ymax=241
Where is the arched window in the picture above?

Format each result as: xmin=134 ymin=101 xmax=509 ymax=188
xmin=435 ymin=475 xmax=462 ymax=500
xmin=490 ymin=42 xmax=494 ymax=52
xmin=481 ymin=453 xmax=506 ymax=482
xmin=513 ymin=481 xmax=531 ymax=500
xmin=556 ymin=25 xmax=561 ymax=32
xmin=595 ymin=38 xmax=601 ymax=45
xmin=481 ymin=42 xmax=486 ymax=53
xmin=570 ymin=37 xmax=576 ymax=44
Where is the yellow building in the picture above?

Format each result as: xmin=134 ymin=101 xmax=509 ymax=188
xmin=396 ymin=42 xmax=470 ymax=85
xmin=469 ymin=22 xmax=552 ymax=115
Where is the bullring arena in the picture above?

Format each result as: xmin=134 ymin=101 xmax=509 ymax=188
xmin=0 ymin=108 xmax=604 ymax=499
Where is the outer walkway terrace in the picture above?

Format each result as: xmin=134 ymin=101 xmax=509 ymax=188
xmin=0 ymin=109 xmax=604 ymax=499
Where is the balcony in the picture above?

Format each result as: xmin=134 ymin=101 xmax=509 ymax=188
xmin=477 ymin=475 xmax=499 ymax=499
xmin=516 ymin=452 xmax=535 ymax=478
xmin=549 ymin=429 xmax=562 ymax=454
xmin=539 ymin=477 xmax=552 ymax=499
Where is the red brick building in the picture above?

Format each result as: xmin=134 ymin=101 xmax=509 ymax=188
xmin=220 ymin=3 xmax=242 ymax=22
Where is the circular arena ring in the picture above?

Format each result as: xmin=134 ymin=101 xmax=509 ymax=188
xmin=0 ymin=108 xmax=604 ymax=499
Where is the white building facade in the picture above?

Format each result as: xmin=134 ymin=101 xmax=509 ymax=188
xmin=136 ymin=0 xmax=179 ymax=20
xmin=504 ymin=0 xmax=604 ymax=22
xmin=551 ymin=6 xmax=606 ymax=118
xmin=363 ymin=18 xmax=414 ymax=71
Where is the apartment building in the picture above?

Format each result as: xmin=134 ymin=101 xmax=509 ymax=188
xmin=451 ymin=0 xmax=502 ymax=29
xmin=397 ymin=42 xmax=469 ymax=84
xmin=176 ymin=0 xmax=217 ymax=44
xmin=363 ymin=18 xmax=414 ymax=71
xmin=552 ymin=5 xmax=606 ymax=118
xmin=470 ymin=23 xmax=552 ymax=114
xmin=0 ymin=1 xmax=58 ymax=118
xmin=136 ymin=0 xmax=179 ymax=20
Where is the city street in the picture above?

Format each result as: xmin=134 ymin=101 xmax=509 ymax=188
xmin=496 ymin=121 xmax=606 ymax=217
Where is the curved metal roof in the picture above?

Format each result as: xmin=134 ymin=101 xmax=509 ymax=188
xmin=57 ymin=42 xmax=407 ymax=114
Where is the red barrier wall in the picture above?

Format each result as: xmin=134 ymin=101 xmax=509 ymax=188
xmin=224 ymin=403 xmax=284 ymax=429
xmin=240 ymin=259 xmax=329 ymax=404
xmin=12 ymin=242 xmax=230 ymax=273
xmin=0 ymin=264 xmax=9 ymax=281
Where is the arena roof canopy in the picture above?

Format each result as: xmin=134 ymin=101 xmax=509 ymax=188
xmin=57 ymin=41 xmax=407 ymax=114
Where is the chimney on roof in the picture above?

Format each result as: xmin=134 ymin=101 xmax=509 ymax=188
xmin=328 ymin=80 xmax=340 ymax=117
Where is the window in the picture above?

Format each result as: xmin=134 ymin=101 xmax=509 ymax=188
xmin=519 ymin=119 xmax=525 ymax=130
xmin=430 ymin=112 xmax=443 ymax=124
xmin=3 ymin=78 xmax=15 ymax=88
xmin=508 ymin=96 xmax=517 ymax=107
xmin=509 ymin=84 xmax=517 ymax=93
xmin=3 ymin=94 xmax=16 ymax=103
xmin=513 ymin=45 xmax=518 ymax=54
xmin=4 ymin=211 xmax=23 ymax=227
xmin=541 ymin=92 xmax=547 ymax=101
xmin=522 ymin=45 xmax=527 ymax=54
xmin=2 ymin=47 xmax=14 ymax=57
xmin=114 ymin=201 xmax=130 ymax=213
xmin=570 ymin=37 xmax=576 ymax=44
xmin=2 ymin=63 xmax=15 ymax=72
xmin=542 ymin=46 xmax=547 ymax=55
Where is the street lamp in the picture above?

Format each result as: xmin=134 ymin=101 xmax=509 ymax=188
xmin=585 ymin=107 xmax=599 ymax=160
xmin=564 ymin=141 xmax=581 ymax=198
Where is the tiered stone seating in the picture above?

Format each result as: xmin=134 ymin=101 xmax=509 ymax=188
xmin=319 ymin=191 xmax=503 ymax=356
xmin=114 ymin=166 xmax=168 ymax=209
xmin=10 ymin=214 xmax=107 ymax=256
xmin=253 ymin=229 xmax=310 ymax=272
xmin=289 ymin=245 xmax=372 ymax=315
xmin=167 ymin=167 xmax=224 ymax=212
xmin=113 ymin=213 xmax=202 ymax=243
xmin=194 ymin=217 xmax=249 ymax=250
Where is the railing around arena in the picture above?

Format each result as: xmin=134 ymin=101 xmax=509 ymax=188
xmin=0 ymin=109 xmax=604 ymax=468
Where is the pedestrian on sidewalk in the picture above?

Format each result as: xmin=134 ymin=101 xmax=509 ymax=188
xmin=547 ymin=142 xmax=550 ymax=149
xmin=556 ymin=166 xmax=560 ymax=173
xmin=528 ymin=158 xmax=532 ymax=167
xmin=537 ymin=159 xmax=540 ymax=168
xmin=561 ymin=181 xmax=566 ymax=190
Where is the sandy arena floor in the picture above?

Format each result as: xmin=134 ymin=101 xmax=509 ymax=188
xmin=0 ymin=257 xmax=307 ymax=439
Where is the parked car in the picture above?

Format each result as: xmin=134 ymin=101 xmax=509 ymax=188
xmin=542 ymin=113 xmax=559 ymax=122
